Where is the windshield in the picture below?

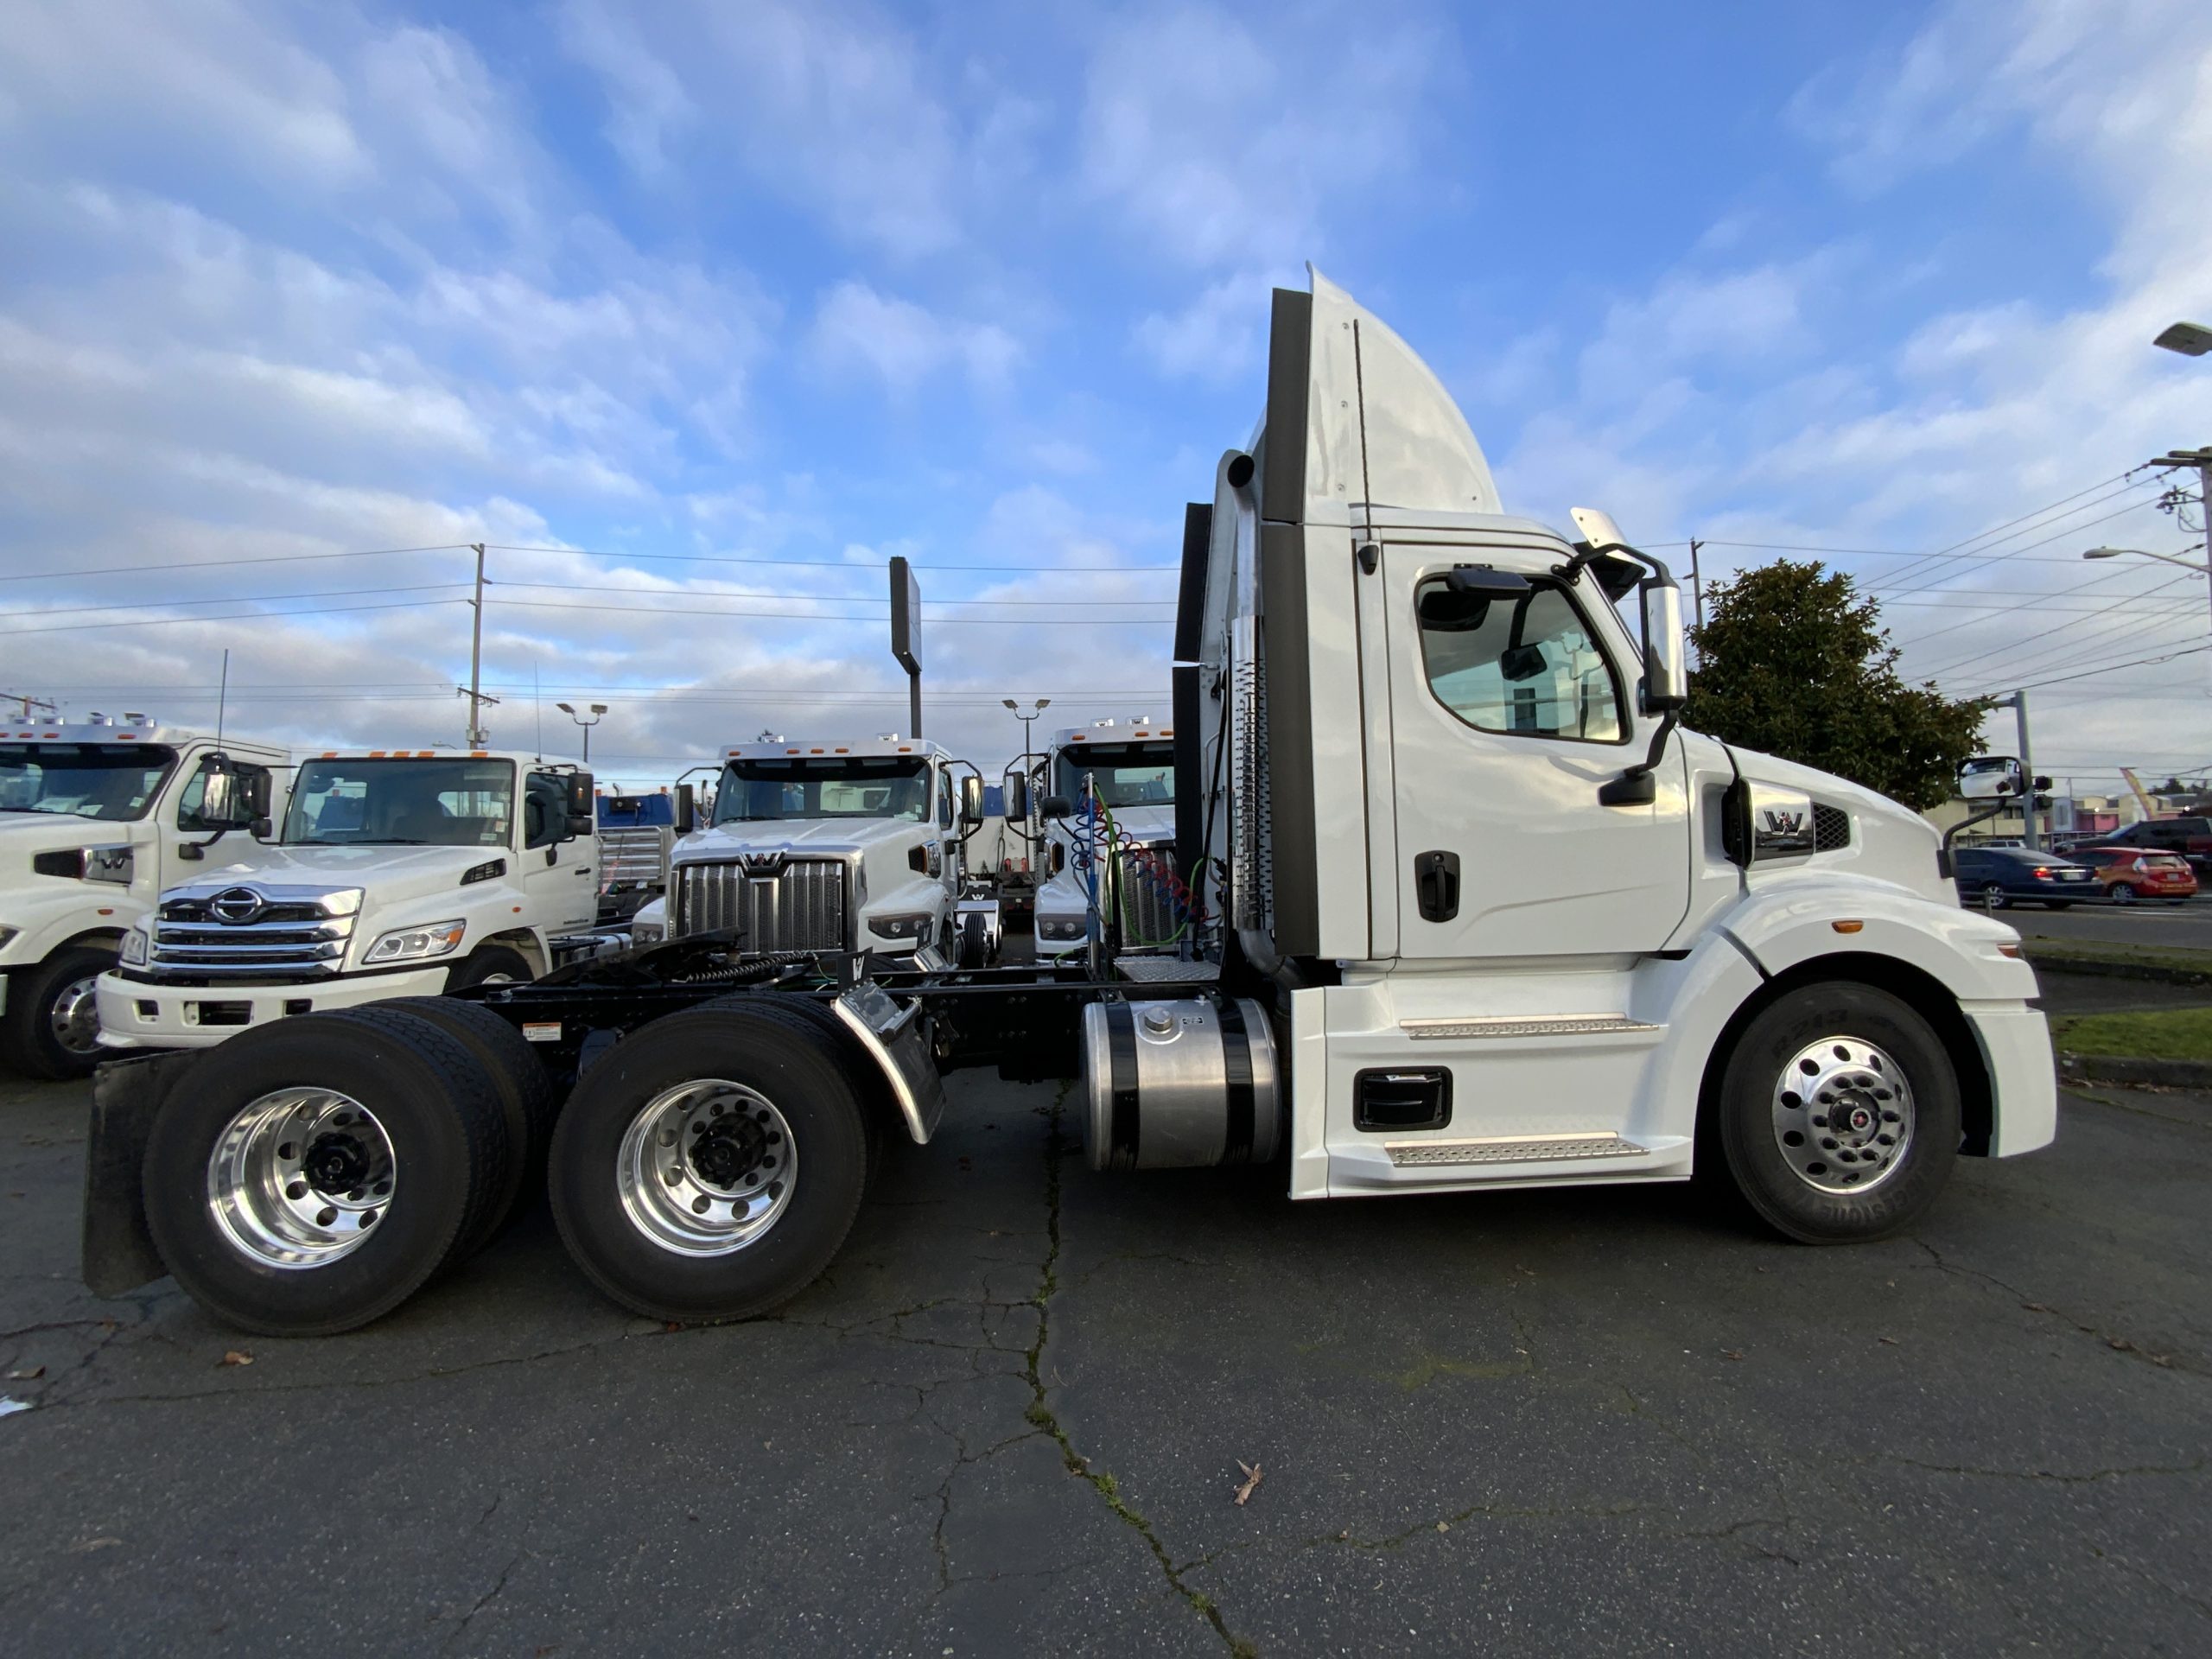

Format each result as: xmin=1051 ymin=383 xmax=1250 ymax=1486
xmin=714 ymin=757 xmax=931 ymax=823
xmin=1054 ymin=742 xmax=1174 ymax=810
xmin=0 ymin=742 xmax=179 ymax=822
xmin=281 ymin=759 xmax=515 ymax=847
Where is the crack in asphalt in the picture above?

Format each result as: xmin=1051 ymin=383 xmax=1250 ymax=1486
xmin=1908 ymin=1237 xmax=2195 ymax=1374
xmin=1013 ymin=1083 xmax=1257 ymax=1657
xmin=441 ymin=1548 xmax=527 ymax=1651
xmin=1865 ymin=1454 xmax=2208 ymax=1485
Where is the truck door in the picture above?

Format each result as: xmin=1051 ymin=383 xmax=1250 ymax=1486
xmin=522 ymin=769 xmax=599 ymax=932
xmin=1380 ymin=544 xmax=1690 ymax=959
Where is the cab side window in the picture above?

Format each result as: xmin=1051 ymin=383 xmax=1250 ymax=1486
xmin=938 ymin=772 xmax=955 ymax=830
xmin=1414 ymin=576 xmax=1624 ymax=744
xmin=176 ymin=759 xmax=271 ymax=830
xmin=524 ymin=772 xmax=568 ymax=849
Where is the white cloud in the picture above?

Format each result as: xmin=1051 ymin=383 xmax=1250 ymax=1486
xmin=1132 ymin=271 xmax=1279 ymax=383
xmin=806 ymin=281 xmax=1019 ymax=394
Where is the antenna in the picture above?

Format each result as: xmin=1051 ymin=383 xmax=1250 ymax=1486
xmin=215 ymin=648 xmax=230 ymax=748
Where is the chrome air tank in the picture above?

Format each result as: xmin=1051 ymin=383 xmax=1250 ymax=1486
xmin=1078 ymin=997 xmax=1282 ymax=1172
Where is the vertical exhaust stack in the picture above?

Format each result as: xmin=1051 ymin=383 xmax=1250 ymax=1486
xmin=1172 ymin=501 xmax=1211 ymax=918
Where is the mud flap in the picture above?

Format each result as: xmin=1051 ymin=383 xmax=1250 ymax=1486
xmin=81 ymin=1049 xmax=198 ymax=1296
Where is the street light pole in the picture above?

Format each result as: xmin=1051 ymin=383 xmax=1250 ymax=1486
xmin=555 ymin=701 xmax=607 ymax=764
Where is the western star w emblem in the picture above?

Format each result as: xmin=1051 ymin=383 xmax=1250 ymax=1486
xmin=210 ymin=887 xmax=266 ymax=925
xmin=741 ymin=853 xmax=787 ymax=880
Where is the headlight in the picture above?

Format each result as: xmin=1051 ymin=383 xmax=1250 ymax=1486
xmin=1037 ymin=918 xmax=1086 ymax=941
xmin=363 ymin=919 xmax=467 ymax=963
xmin=868 ymin=912 xmax=934 ymax=944
xmin=631 ymin=922 xmax=665 ymax=949
xmin=120 ymin=928 xmax=148 ymax=966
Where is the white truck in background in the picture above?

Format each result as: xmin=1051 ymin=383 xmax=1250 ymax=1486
xmin=639 ymin=735 xmax=995 ymax=968
xmin=96 ymin=748 xmax=599 ymax=1050
xmin=1 ymin=716 xmax=289 ymax=1077
xmin=1025 ymin=718 xmax=1185 ymax=958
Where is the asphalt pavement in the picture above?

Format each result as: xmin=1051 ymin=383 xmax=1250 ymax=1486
xmin=3 ymin=1014 xmax=2209 ymax=1655
xmin=1999 ymin=895 xmax=2212 ymax=952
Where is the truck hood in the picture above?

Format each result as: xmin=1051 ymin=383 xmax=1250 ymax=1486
xmin=162 ymin=843 xmax=499 ymax=910
xmin=1721 ymin=743 xmax=1953 ymax=904
xmin=0 ymin=812 xmax=140 ymax=856
xmin=676 ymin=817 xmax=925 ymax=863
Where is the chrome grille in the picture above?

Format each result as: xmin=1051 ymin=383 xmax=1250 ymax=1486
xmin=1812 ymin=804 xmax=1851 ymax=852
xmin=1112 ymin=842 xmax=1179 ymax=948
xmin=599 ymin=825 xmax=671 ymax=889
xmin=148 ymin=896 xmax=358 ymax=981
xmin=674 ymin=858 xmax=849 ymax=952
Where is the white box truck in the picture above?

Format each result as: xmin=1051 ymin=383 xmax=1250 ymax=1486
xmin=1 ymin=716 xmax=288 ymax=1077
xmin=86 ymin=271 xmax=2053 ymax=1337
xmin=95 ymin=747 xmax=599 ymax=1050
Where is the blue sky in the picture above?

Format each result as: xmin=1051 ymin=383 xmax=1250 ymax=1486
xmin=2 ymin=0 xmax=2207 ymax=788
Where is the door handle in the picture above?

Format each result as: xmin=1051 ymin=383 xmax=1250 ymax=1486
xmin=1414 ymin=850 xmax=1459 ymax=923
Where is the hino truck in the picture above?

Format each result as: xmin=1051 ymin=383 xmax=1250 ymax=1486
xmin=1 ymin=716 xmax=288 ymax=1078
xmin=94 ymin=747 xmax=599 ymax=1051
xmin=1027 ymin=717 xmax=1185 ymax=959
xmin=83 ymin=272 xmax=2054 ymax=1338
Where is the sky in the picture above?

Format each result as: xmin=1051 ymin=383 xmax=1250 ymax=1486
xmin=1 ymin=0 xmax=2208 ymax=794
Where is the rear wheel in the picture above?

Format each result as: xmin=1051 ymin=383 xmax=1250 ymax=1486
xmin=140 ymin=1014 xmax=512 ymax=1335
xmin=1978 ymin=883 xmax=2008 ymax=910
xmin=2112 ymin=883 xmax=2140 ymax=904
xmin=960 ymin=910 xmax=988 ymax=969
xmin=3 ymin=943 xmax=117 ymax=1081
xmin=1713 ymin=982 xmax=1960 ymax=1243
xmin=549 ymin=1002 xmax=869 ymax=1323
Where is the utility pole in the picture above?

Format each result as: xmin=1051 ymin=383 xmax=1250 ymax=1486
xmin=3 ymin=692 xmax=58 ymax=721
xmin=457 ymin=542 xmax=499 ymax=746
xmin=1688 ymin=537 xmax=1707 ymax=636
xmin=1988 ymin=690 xmax=2040 ymax=849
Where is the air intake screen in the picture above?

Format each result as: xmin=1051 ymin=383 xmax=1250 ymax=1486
xmin=1812 ymin=804 xmax=1851 ymax=852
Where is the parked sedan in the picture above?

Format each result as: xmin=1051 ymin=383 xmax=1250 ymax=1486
xmin=1949 ymin=845 xmax=2098 ymax=909
xmin=2069 ymin=846 xmax=2200 ymax=904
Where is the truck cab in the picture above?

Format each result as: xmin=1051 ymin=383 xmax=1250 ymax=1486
xmin=97 ymin=748 xmax=597 ymax=1049
xmin=660 ymin=736 xmax=983 ymax=964
xmin=1 ymin=716 xmax=287 ymax=1077
xmin=1029 ymin=719 xmax=1182 ymax=959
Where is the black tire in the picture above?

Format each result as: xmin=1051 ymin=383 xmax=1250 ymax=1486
xmin=326 ymin=998 xmax=556 ymax=1253
xmin=549 ymin=1001 xmax=871 ymax=1323
xmin=1713 ymin=982 xmax=1961 ymax=1244
xmin=141 ymin=1013 xmax=512 ymax=1336
xmin=3 ymin=942 xmax=117 ymax=1081
xmin=960 ymin=910 xmax=988 ymax=969
xmin=448 ymin=944 xmax=535 ymax=990
xmin=2042 ymin=900 xmax=2072 ymax=910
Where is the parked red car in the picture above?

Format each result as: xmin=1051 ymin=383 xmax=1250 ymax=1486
xmin=2069 ymin=846 xmax=2199 ymax=904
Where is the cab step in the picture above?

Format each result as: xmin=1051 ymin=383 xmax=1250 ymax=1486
xmin=1383 ymin=1131 xmax=1650 ymax=1167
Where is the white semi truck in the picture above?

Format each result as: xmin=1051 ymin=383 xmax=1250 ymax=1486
xmin=632 ymin=735 xmax=990 ymax=968
xmin=94 ymin=747 xmax=600 ymax=1050
xmin=84 ymin=272 xmax=2053 ymax=1337
xmin=1 ymin=716 xmax=288 ymax=1077
xmin=1027 ymin=717 xmax=1184 ymax=959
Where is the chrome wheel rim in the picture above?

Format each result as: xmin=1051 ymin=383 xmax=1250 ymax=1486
xmin=207 ymin=1089 xmax=396 ymax=1268
xmin=617 ymin=1079 xmax=795 ymax=1256
xmin=49 ymin=973 xmax=104 ymax=1054
xmin=1771 ymin=1037 xmax=1914 ymax=1196
xmin=1980 ymin=884 xmax=2006 ymax=908
xmin=2113 ymin=885 xmax=2136 ymax=904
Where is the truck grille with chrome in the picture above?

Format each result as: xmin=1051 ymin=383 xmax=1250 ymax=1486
xmin=147 ymin=893 xmax=359 ymax=981
xmin=673 ymin=858 xmax=849 ymax=952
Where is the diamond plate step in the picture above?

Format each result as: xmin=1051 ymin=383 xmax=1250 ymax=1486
xmin=1385 ymin=1132 xmax=1650 ymax=1167
xmin=1398 ymin=1014 xmax=1659 ymax=1040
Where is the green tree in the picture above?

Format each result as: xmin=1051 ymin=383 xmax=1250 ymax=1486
xmin=1681 ymin=560 xmax=1988 ymax=810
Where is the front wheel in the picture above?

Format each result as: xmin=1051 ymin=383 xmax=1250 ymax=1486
xmin=2 ymin=943 xmax=117 ymax=1081
xmin=1713 ymin=982 xmax=1961 ymax=1243
xmin=447 ymin=944 xmax=534 ymax=989
xmin=959 ymin=910 xmax=989 ymax=969
xmin=548 ymin=1002 xmax=871 ymax=1323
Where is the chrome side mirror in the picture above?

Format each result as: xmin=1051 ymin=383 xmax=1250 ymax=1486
xmin=1002 ymin=772 xmax=1030 ymax=823
xmin=1639 ymin=580 xmax=1688 ymax=711
xmin=672 ymin=782 xmax=696 ymax=836
xmin=959 ymin=774 xmax=985 ymax=830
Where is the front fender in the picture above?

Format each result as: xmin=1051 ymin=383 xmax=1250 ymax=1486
xmin=1717 ymin=875 xmax=2037 ymax=1003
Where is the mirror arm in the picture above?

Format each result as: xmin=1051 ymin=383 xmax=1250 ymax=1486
xmin=1598 ymin=709 xmax=1681 ymax=808
xmin=175 ymin=826 xmax=231 ymax=862
xmin=1939 ymin=787 xmax=2018 ymax=879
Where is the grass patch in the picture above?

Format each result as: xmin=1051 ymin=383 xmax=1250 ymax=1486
xmin=2021 ymin=938 xmax=2212 ymax=977
xmin=2051 ymin=1007 xmax=2212 ymax=1062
